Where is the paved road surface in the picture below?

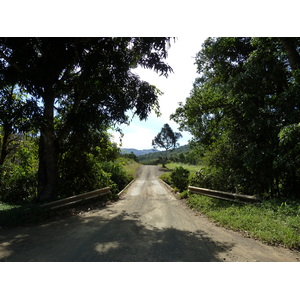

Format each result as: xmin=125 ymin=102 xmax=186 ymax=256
xmin=0 ymin=165 xmax=299 ymax=261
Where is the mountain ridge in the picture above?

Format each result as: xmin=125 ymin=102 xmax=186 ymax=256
xmin=121 ymin=148 xmax=161 ymax=156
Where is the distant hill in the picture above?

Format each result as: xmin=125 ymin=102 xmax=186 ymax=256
xmin=121 ymin=148 xmax=161 ymax=156
xmin=138 ymin=144 xmax=190 ymax=162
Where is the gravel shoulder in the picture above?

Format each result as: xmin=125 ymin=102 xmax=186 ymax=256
xmin=0 ymin=165 xmax=299 ymax=261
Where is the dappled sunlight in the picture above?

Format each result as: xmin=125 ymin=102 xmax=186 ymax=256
xmin=95 ymin=242 xmax=120 ymax=254
xmin=0 ymin=242 xmax=12 ymax=260
xmin=0 ymin=233 xmax=29 ymax=261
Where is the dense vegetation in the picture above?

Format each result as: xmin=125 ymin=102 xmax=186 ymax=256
xmin=0 ymin=37 xmax=173 ymax=208
xmin=159 ymin=37 xmax=300 ymax=249
xmin=0 ymin=130 xmax=136 ymax=204
xmin=171 ymin=37 xmax=300 ymax=199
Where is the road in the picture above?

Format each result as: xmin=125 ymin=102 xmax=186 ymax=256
xmin=0 ymin=165 xmax=299 ymax=261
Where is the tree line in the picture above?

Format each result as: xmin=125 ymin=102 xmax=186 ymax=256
xmin=0 ymin=37 xmax=173 ymax=203
xmin=138 ymin=143 xmax=199 ymax=165
xmin=171 ymin=37 xmax=300 ymax=198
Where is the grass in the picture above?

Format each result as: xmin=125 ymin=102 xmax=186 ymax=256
xmin=187 ymin=194 xmax=300 ymax=249
xmin=117 ymin=157 xmax=140 ymax=179
xmin=164 ymin=162 xmax=201 ymax=173
xmin=0 ymin=202 xmax=20 ymax=211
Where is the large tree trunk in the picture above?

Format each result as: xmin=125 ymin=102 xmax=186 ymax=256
xmin=0 ymin=128 xmax=10 ymax=166
xmin=37 ymin=92 xmax=59 ymax=202
xmin=278 ymin=37 xmax=300 ymax=84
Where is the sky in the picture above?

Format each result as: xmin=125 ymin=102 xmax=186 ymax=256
xmin=110 ymin=36 xmax=207 ymax=150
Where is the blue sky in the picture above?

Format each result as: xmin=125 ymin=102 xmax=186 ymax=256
xmin=110 ymin=36 xmax=207 ymax=149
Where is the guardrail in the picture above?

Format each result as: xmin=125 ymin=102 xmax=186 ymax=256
xmin=39 ymin=187 xmax=111 ymax=210
xmin=188 ymin=186 xmax=261 ymax=204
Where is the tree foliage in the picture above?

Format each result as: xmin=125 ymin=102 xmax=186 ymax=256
xmin=138 ymin=144 xmax=199 ymax=165
xmin=170 ymin=166 xmax=190 ymax=192
xmin=0 ymin=133 xmax=39 ymax=204
xmin=0 ymin=37 xmax=173 ymax=202
xmin=152 ymin=123 xmax=182 ymax=151
xmin=0 ymin=84 xmax=39 ymax=166
xmin=171 ymin=37 xmax=300 ymax=198
xmin=152 ymin=123 xmax=182 ymax=167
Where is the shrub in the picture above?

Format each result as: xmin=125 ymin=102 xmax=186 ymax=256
xmin=0 ymin=171 xmax=37 ymax=204
xmin=59 ymin=152 xmax=114 ymax=198
xmin=101 ymin=161 xmax=132 ymax=193
xmin=170 ymin=166 xmax=190 ymax=192
xmin=188 ymin=166 xmax=236 ymax=193
xmin=0 ymin=139 xmax=38 ymax=204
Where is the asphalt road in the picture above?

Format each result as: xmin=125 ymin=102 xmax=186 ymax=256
xmin=0 ymin=165 xmax=299 ymax=261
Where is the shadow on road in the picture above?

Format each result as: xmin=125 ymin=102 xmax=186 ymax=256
xmin=0 ymin=210 xmax=234 ymax=262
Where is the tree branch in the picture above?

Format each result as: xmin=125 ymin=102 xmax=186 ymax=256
xmin=0 ymin=50 xmax=23 ymax=73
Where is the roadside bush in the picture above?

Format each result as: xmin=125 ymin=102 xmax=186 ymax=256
xmin=101 ymin=161 xmax=132 ymax=193
xmin=170 ymin=166 xmax=190 ymax=192
xmin=188 ymin=166 xmax=236 ymax=192
xmin=0 ymin=171 xmax=37 ymax=204
xmin=59 ymin=152 xmax=114 ymax=198
xmin=59 ymin=150 xmax=136 ymax=198
xmin=0 ymin=140 xmax=38 ymax=204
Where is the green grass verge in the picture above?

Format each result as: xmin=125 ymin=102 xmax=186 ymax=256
xmin=164 ymin=163 xmax=201 ymax=173
xmin=187 ymin=194 xmax=300 ymax=249
xmin=0 ymin=202 xmax=21 ymax=211
xmin=117 ymin=157 xmax=140 ymax=179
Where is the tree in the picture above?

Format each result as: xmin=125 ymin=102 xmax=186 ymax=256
xmin=171 ymin=37 xmax=300 ymax=197
xmin=278 ymin=37 xmax=300 ymax=84
xmin=152 ymin=123 xmax=182 ymax=167
xmin=0 ymin=38 xmax=173 ymax=202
